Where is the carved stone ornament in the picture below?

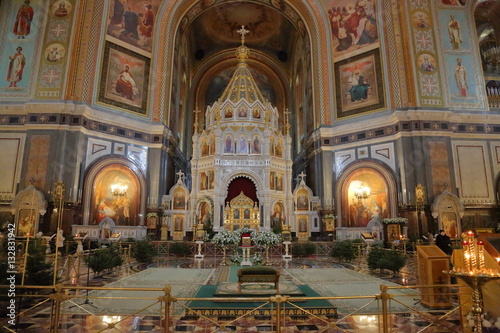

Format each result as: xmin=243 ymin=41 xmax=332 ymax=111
xmin=431 ymin=190 xmax=464 ymax=219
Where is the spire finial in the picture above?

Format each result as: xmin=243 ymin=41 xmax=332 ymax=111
xmin=285 ymin=108 xmax=291 ymax=135
xmin=237 ymin=25 xmax=249 ymax=45
xmin=193 ymin=108 xmax=201 ymax=134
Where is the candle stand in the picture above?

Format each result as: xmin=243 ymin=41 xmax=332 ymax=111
xmin=282 ymin=241 xmax=292 ymax=260
xmin=446 ymin=271 xmax=500 ymax=333
xmin=444 ymin=231 xmax=500 ymax=333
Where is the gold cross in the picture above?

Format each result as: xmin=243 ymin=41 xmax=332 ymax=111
xmin=237 ymin=25 xmax=249 ymax=44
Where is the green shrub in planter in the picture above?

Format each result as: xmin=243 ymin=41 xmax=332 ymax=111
xmin=85 ymin=245 xmax=123 ymax=275
xmin=132 ymin=238 xmax=157 ymax=264
xmin=367 ymin=245 xmax=386 ymax=270
xmin=304 ymin=242 xmax=316 ymax=256
xmin=330 ymin=240 xmax=357 ymax=262
xmin=379 ymin=250 xmax=407 ymax=274
xmin=292 ymin=243 xmax=304 ymax=256
xmin=169 ymin=242 xmax=191 ymax=256
xmin=367 ymin=246 xmax=407 ymax=275
xmin=25 ymin=238 xmax=54 ymax=285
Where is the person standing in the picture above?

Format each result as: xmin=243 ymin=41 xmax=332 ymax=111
xmin=142 ymin=4 xmax=154 ymax=38
xmin=448 ymin=14 xmax=462 ymax=50
xmin=436 ymin=230 xmax=452 ymax=255
xmin=454 ymin=58 xmax=468 ymax=97
xmin=13 ymin=0 xmax=34 ymax=39
xmin=6 ymin=47 xmax=26 ymax=88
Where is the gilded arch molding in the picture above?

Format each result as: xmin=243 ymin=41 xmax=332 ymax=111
xmin=82 ymin=157 xmax=148 ymax=226
xmin=154 ymin=0 xmax=333 ymax=125
xmin=336 ymin=160 xmax=398 ymax=227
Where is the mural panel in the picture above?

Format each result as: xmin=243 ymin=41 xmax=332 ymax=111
xmin=344 ymin=175 xmax=388 ymax=228
xmin=106 ymin=0 xmax=161 ymax=55
xmin=0 ymin=0 xmax=43 ymax=95
xmin=335 ymin=49 xmax=385 ymax=118
xmin=98 ymin=41 xmax=150 ymax=115
xmin=438 ymin=11 xmax=470 ymax=51
xmin=321 ymin=0 xmax=379 ymax=60
xmin=172 ymin=189 xmax=186 ymax=210
xmin=445 ymin=55 xmax=478 ymax=103
xmin=91 ymin=165 xmax=139 ymax=226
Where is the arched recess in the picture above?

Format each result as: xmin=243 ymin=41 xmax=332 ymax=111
xmin=336 ymin=161 xmax=397 ymax=228
xmin=82 ymin=157 xmax=147 ymax=226
xmin=226 ymin=177 xmax=258 ymax=204
xmin=153 ymin=0 xmax=332 ymax=127
xmin=221 ymin=171 xmax=263 ymax=201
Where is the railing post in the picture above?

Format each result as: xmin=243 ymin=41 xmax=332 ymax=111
xmin=65 ymin=256 xmax=72 ymax=281
xmin=49 ymin=284 xmax=67 ymax=333
xmin=270 ymin=295 xmax=288 ymax=333
xmin=158 ymin=285 xmax=176 ymax=332
xmin=379 ymin=284 xmax=392 ymax=333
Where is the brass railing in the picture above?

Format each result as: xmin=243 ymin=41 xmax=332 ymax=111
xmin=1 ymin=282 xmax=466 ymax=332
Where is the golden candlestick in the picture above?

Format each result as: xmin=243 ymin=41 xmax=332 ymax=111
xmin=445 ymin=231 xmax=500 ymax=332
xmin=445 ymin=271 xmax=500 ymax=333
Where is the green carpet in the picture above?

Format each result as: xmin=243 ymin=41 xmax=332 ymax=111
xmin=185 ymin=266 xmax=336 ymax=317
xmin=55 ymin=268 xmax=214 ymax=316
xmin=286 ymin=268 xmax=425 ymax=314
xmin=186 ymin=284 xmax=337 ymax=316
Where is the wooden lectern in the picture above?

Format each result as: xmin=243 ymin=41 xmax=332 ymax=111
xmin=416 ymin=245 xmax=452 ymax=309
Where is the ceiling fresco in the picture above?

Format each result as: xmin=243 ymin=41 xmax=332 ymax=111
xmin=188 ymin=2 xmax=298 ymax=63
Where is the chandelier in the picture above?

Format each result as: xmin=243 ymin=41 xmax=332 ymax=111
xmin=482 ymin=45 xmax=500 ymax=72
xmin=354 ymin=185 xmax=370 ymax=200
xmin=110 ymin=184 xmax=128 ymax=197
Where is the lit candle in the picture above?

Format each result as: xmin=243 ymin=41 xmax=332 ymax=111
xmin=464 ymin=251 xmax=471 ymax=273
xmin=477 ymin=240 xmax=485 ymax=270
xmin=469 ymin=235 xmax=477 ymax=271
xmin=462 ymin=240 xmax=470 ymax=272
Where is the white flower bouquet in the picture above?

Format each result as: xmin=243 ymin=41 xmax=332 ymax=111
xmin=234 ymin=227 xmax=257 ymax=238
xmin=382 ymin=217 xmax=408 ymax=225
xmin=211 ymin=229 xmax=239 ymax=247
xmin=253 ymin=230 xmax=281 ymax=247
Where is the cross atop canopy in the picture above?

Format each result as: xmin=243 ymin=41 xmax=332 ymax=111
xmin=237 ymin=25 xmax=249 ymax=44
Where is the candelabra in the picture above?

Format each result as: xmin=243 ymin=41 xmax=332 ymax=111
xmin=444 ymin=231 xmax=500 ymax=333
xmin=354 ymin=185 xmax=370 ymax=202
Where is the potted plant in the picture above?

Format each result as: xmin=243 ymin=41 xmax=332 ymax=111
xmin=330 ymin=240 xmax=358 ymax=262
xmin=132 ymin=238 xmax=157 ymax=264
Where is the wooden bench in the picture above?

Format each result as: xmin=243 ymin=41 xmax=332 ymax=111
xmin=237 ymin=266 xmax=280 ymax=293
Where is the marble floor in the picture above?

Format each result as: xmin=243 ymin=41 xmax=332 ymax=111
xmin=1 ymin=255 xmax=464 ymax=332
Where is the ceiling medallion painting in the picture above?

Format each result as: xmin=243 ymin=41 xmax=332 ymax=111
xmin=200 ymin=3 xmax=282 ymax=44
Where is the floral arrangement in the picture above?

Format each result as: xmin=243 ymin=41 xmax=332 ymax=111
xmin=146 ymin=212 xmax=158 ymax=218
xmin=323 ymin=214 xmax=336 ymax=219
xmin=252 ymin=251 xmax=263 ymax=265
xmin=253 ymin=230 xmax=281 ymax=247
xmin=230 ymin=252 xmax=241 ymax=265
xmin=382 ymin=217 xmax=408 ymax=225
xmin=211 ymin=229 xmax=239 ymax=247
xmin=234 ymin=227 xmax=257 ymax=238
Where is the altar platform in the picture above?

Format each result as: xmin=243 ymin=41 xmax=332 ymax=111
xmin=185 ymin=283 xmax=337 ymax=317
xmin=213 ymin=281 xmax=306 ymax=299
